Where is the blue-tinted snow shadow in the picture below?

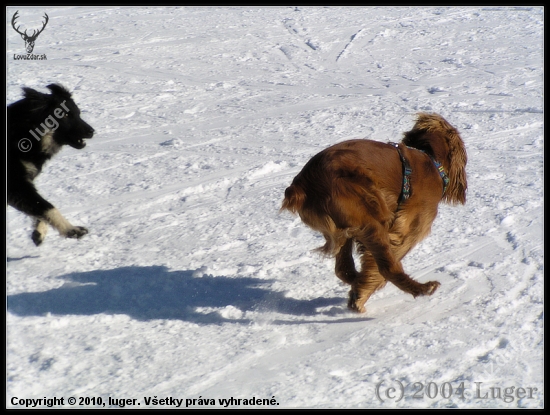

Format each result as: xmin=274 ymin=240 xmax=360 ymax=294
xmin=7 ymin=265 xmax=344 ymax=324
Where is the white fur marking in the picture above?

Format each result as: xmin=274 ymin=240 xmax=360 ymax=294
xmin=44 ymin=208 xmax=74 ymax=235
xmin=40 ymin=131 xmax=61 ymax=156
xmin=34 ymin=219 xmax=49 ymax=238
xmin=21 ymin=160 xmax=39 ymax=180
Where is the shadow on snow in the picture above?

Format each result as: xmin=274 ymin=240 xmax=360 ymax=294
xmin=7 ymin=265 xmax=345 ymax=324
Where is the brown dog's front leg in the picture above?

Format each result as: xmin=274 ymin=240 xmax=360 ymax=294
xmin=346 ymin=253 xmax=388 ymax=313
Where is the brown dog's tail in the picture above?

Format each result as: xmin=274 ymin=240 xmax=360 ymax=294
xmin=281 ymin=182 xmax=349 ymax=257
xmin=280 ymin=183 xmax=306 ymax=214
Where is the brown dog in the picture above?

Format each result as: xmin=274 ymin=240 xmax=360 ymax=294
xmin=281 ymin=113 xmax=467 ymax=313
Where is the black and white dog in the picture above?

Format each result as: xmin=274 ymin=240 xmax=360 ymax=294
xmin=7 ymin=84 xmax=95 ymax=246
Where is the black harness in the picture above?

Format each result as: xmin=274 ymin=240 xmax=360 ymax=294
xmin=390 ymin=142 xmax=450 ymax=206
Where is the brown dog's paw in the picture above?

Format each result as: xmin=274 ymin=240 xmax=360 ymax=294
xmin=66 ymin=226 xmax=88 ymax=239
xmin=347 ymin=301 xmax=366 ymax=314
xmin=411 ymin=280 xmax=440 ymax=298
xmin=423 ymin=280 xmax=441 ymax=295
xmin=347 ymin=290 xmax=367 ymax=313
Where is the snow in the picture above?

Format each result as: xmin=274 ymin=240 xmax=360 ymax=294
xmin=6 ymin=6 xmax=543 ymax=409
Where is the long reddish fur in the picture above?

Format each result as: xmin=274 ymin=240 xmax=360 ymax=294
xmin=281 ymin=113 xmax=467 ymax=313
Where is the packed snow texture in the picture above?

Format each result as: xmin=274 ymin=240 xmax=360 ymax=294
xmin=6 ymin=6 xmax=543 ymax=409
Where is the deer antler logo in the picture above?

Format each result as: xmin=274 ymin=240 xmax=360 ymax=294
xmin=12 ymin=11 xmax=49 ymax=54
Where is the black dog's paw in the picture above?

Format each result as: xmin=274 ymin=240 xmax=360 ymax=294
xmin=66 ymin=226 xmax=88 ymax=239
xmin=31 ymin=230 xmax=45 ymax=246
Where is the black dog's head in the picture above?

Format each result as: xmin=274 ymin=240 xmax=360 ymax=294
xmin=22 ymin=83 xmax=95 ymax=150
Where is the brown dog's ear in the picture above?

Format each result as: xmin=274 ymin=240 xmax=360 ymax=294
xmin=406 ymin=113 xmax=468 ymax=205
xmin=443 ymin=131 xmax=467 ymax=205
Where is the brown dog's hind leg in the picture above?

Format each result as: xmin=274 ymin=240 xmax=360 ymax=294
xmin=355 ymin=223 xmax=440 ymax=299
xmin=334 ymin=238 xmax=359 ymax=285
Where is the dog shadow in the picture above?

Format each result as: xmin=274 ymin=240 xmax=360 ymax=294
xmin=7 ymin=265 xmax=344 ymax=324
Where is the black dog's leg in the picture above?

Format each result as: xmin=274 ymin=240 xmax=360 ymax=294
xmin=8 ymin=180 xmax=88 ymax=246
xmin=32 ymin=219 xmax=49 ymax=246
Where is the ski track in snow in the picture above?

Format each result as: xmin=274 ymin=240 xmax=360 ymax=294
xmin=6 ymin=6 xmax=543 ymax=409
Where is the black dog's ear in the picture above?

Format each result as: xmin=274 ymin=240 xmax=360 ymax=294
xmin=46 ymin=83 xmax=72 ymax=99
xmin=21 ymin=87 xmax=49 ymax=111
xmin=22 ymin=87 xmax=45 ymax=100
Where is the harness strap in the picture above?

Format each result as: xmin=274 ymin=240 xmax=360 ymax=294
xmin=428 ymin=156 xmax=450 ymax=196
xmin=389 ymin=142 xmax=449 ymax=206
xmin=390 ymin=143 xmax=412 ymax=205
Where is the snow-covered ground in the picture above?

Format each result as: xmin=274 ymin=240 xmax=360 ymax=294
xmin=6 ymin=6 xmax=543 ymax=409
